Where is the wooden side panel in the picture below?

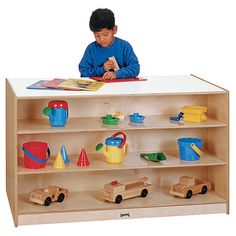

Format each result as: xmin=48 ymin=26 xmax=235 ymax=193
xmin=208 ymin=93 xmax=229 ymax=123
xmin=207 ymin=92 xmax=229 ymax=212
xmin=6 ymin=80 xmax=18 ymax=226
xmin=207 ymin=93 xmax=229 ymax=161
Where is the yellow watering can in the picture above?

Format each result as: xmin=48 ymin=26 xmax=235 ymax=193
xmin=96 ymin=132 xmax=128 ymax=164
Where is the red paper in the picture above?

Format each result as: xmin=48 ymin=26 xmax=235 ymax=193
xmin=90 ymin=77 xmax=147 ymax=83
xmin=42 ymin=78 xmax=65 ymax=88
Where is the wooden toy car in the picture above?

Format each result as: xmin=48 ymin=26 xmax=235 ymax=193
xmin=102 ymin=177 xmax=152 ymax=204
xmin=29 ymin=186 xmax=68 ymax=206
xmin=169 ymin=176 xmax=211 ymax=199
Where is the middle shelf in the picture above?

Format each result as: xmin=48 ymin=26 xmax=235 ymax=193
xmin=18 ymin=151 xmax=226 ymax=175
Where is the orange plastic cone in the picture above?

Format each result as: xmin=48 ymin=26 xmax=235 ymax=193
xmin=77 ymin=148 xmax=90 ymax=167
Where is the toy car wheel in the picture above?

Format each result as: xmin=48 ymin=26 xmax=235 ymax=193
xmin=57 ymin=193 xmax=65 ymax=202
xmin=186 ymin=190 xmax=193 ymax=199
xmin=115 ymin=195 xmax=123 ymax=204
xmin=141 ymin=189 xmax=148 ymax=198
xmin=201 ymin=185 xmax=208 ymax=194
xmin=44 ymin=197 xmax=52 ymax=206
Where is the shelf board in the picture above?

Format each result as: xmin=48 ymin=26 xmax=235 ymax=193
xmin=18 ymin=151 xmax=226 ymax=175
xmin=17 ymin=115 xmax=227 ymax=134
xmin=18 ymin=188 xmax=226 ymax=215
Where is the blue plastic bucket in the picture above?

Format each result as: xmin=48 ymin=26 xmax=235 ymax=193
xmin=178 ymin=137 xmax=203 ymax=161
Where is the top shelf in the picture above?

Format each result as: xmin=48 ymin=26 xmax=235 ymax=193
xmin=7 ymin=75 xmax=226 ymax=99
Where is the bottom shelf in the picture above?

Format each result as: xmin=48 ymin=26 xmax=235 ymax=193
xmin=18 ymin=188 xmax=226 ymax=225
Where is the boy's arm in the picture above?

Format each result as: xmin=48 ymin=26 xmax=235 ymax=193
xmin=79 ymin=47 xmax=105 ymax=77
xmin=115 ymin=45 xmax=140 ymax=79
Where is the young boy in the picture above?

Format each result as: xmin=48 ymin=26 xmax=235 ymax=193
xmin=79 ymin=8 xmax=140 ymax=80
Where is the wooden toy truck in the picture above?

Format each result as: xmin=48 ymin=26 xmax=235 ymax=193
xmin=102 ymin=177 xmax=152 ymax=204
xmin=29 ymin=186 xmax=68 ymax=206
xmin=169 ymin=176 xmax=211 ymax=199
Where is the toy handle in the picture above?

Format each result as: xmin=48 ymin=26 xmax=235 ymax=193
xmin=43 ymin=107 xmax=52 ymax=116
xmin=169 ymin=112 xmax=184 ymax=121
xmin=112 ymin=132 xmax=126 ymax=148
xmin=201 ymin=114 xmax=207 ymax=121
xmin=124 ymin=143 xmax=129 ymax=157
xmin=190 ymin=143 xmax=204 ymax=157
xmin=23 ymin=147 xmax=50 ymax=163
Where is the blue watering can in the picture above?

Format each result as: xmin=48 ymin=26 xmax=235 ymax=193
xmin=43 ymin=100 xmax=68 ymax=127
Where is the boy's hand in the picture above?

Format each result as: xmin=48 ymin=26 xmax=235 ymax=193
xmin=103 ymin=60 xmax=115 ymax=72
xmin=103 ymin=71 xmax=116 ymax=80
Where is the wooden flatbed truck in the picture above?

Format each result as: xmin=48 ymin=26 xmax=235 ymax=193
xmin=102 ymin=177 xmax=153 ymax=204
xmin=169 ymin=176 xmax=211 ymax=199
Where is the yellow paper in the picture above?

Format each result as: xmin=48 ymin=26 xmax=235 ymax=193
xmin=58 ymin=78 xmax=105 ymax=91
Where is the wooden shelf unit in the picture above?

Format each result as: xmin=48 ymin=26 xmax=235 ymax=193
xmin=6 ymin=75 xmax=229 ymax=226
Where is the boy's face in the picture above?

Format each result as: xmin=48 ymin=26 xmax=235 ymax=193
xmin=94 ymin=26 xmax=117 ymax=48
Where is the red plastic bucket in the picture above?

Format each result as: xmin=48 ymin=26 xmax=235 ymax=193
xmin=23 ymin=142 xmax=50 ymax=169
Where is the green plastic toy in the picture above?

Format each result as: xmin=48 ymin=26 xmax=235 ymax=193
xmin=102 ymin=114 xmax=119 ymax=125
xmin=140 ymin=152 xmax=166 ymax=162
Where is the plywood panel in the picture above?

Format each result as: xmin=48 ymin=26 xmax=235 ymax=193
xmin=18 ymin=203 xmax=226 ymax=225
xmin=207 ymin=92 xmax=229 ymax=212
xmin=208 ymin=93 xmax=229 ymax=123
xmin=6 ymin=80 xmax=18 ymax=226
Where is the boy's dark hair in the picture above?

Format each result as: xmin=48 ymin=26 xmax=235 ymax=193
xmin=89 ymin=8 xmax=115 ymax=32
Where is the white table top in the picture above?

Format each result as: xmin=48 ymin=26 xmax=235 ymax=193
xmin=7 ymin=75 xmax=225 ymax=99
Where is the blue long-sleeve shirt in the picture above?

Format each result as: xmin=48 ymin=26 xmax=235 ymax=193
xmin=79 ymin=37 xmax=140 ymax=78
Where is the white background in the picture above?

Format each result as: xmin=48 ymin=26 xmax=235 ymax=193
xmin=0 ymin=0 xmax=235 ymax=235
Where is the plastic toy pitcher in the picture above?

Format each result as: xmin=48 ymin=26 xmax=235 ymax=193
xmin=43 ymin=100 xmax=68 ymax=127
xmin=96 ymin=132 xmax=128 ymax=164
